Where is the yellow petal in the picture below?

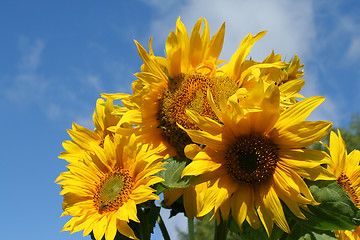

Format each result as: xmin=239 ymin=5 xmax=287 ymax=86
xmin=100 ymin=93 xmax=130 ymax=100
xmin=270 ymin=121 xmax=332 ymax=148
xmin=104 ymin=213 xmax=118 ymax=240
xmin=231 ymin=184 xmax=253 ymax=228
xmin=226 ymin=31 xmax=267 ymax=81
xmin=347 ymin=150 xmax=360 ymax=177
xmin=257 ymin=180 xmax=290 ymax=235
xmin=182 ymin=159 xmax=222 ymax=177
xmin=135 ymin=40 xmax=167 ymax=81
xmin=279 ymin=149 xmax=336 ymax=181
xmin=186 ymin=109 xmax=223 ymax=135
xmin=204 ymin=22 xmax=225 ymax=63
xmin=329 ymin=130 xmax=348 ymax=177
xmin=189 ymin=18 xmax=205 ymax=67
xmin=92 ymin=214 xmax=107 ymax=240
xmin=275 ymin=96 xmax=325 ymax=130
xmin=117 ymin=220 xmax=138 ymax=239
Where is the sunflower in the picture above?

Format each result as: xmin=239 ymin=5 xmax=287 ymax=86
xmin=324 ymin=131 xmax=360 ymax=239
xmin=118 ymin=17 xmax=286 ymax=158
xmin=257 ymin=53 xmax=305 ymax=109
xmin=181 ymin=81 xmax=335 ymax=236
xmin=59 ymin=98 xmax=125 ymax=163
xmin=113 ymin=17 xmax=292 ymax=222
xmin=56 ymin=133 xmax=165 ymax=240
xmin=335 ymin=227 xmax=360 ymax=240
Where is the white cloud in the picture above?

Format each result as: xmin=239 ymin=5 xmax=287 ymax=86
xmin=1 ymin=37 xmax=98 ymax=125
xmin=2 ymin=38 xmax=47 ymax=102
xmin=148 ymin=0 xmax=316 ymax=61
xmin=3 ymin=73 xmax=48 ymax=102
xmin=346 ymin=36 xmax=360 ymax=61
xmin=17 ymin=37 xmax=45 ymax=72
xmin=85 ymin=74 xmax=102 ymax=91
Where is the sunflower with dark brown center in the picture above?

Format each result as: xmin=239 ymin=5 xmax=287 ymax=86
xmin=225 ymin=135 xmax=279 ymax=184
xmin=181 ymin=81 xmax=335 ymax=236
xmin=158 ymin=73 xmax=236 ymax=156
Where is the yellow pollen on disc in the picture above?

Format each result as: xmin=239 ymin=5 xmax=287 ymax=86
xmin=337 ymin=174 xmax=360 ymax=207
xmin=158 ymin=73 xmax=237 ymax=157
xmin=93 ymin=168 xmax=133 ymax=212
xmin=225 ymin=135 xmax=279 ymax=184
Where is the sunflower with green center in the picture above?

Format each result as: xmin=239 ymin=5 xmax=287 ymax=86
xmin=59 ymin=98 xmax=126 ymax=163
xmin=56 ymin=133 xmax=165 ymax=240
xmin=323 ymin=131 xmax=360 ymax=240
xmin=180 ymin=80 xmax=335 ymax=236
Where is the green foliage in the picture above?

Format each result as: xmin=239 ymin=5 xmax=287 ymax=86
xmin=285 ymin=223 xmax=336 ymax=240
xmin=155 ymin=156 xmax=196 ymax=194
xmin=228 ymin=216 xmax=284 ymax=240
xmin=304 ymin=180 xmax=360 ymax=230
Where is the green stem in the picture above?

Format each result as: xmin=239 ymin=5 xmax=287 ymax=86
xmin=214 ymin=219 xmax=228 ymax=240
xmin=157 ymin=214 xmax=171 ymax=240
xmin=139 ymin=208 xmax=151 ymax=240
xmin=188 ymin=218 xmax=195 ymax=240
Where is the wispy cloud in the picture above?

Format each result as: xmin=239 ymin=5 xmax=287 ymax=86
xmin=17 ymin=37 xmax=45 ymax=72
xmin=3 ymin=38 xmax=48 ymax=102
xmin=1 ymin=37 xmax=98 ymax=125
xmin=147 ymin=0 xmax=316 ymax=61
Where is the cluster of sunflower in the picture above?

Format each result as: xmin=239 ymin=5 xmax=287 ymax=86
xmin=57 ymin=17 xmax=360 ymax=240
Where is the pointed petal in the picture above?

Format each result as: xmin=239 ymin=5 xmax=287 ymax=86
xmin=275 ymin=96 xmax=325 ymax=130
xmin=270 ymin=120 xmax=332 ymax=148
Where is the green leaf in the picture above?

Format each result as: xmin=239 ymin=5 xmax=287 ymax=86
xmin=285 ymin=223 xmax=337 ymax=240
xmin=303 ymin=180 xmax=360 ymax=230
xmin=155 ymin=157 xmax=196 ymax=194
xmin=227 ymin=215 xmax=283 ymax=240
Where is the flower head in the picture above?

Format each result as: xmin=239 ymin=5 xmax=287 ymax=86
xmin=181 ymin=81 xmax=334 ymax=235
xmin=57 ymin=133 xmax=165 ymax=240
xmin=325 ymin=130 xmax=360 ymax=239
xmin=59 ymin=98 xmax=125 ymax=163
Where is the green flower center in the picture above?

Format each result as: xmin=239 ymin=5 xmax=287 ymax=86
xmin=225 ymin=135 xmax=279 ymax=184
xmin=94 ymin=168 xmax=133 ymax=212
xmin=158 ymin=73 xmax=237 ymax=157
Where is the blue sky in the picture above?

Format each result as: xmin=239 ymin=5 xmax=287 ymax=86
xmin=1 ymin=0 xmax=359 ymax=239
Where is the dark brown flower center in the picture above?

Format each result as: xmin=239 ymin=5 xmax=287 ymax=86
xmin=94 ymin=168 xmax=133 ymax=212
xmin=225 ymin=135 xmax=279 ymax=184
xmin=158 ymin=73 xmax=237 ymax=157
xmin=337 ymin=174 xmax=360 ymax=208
